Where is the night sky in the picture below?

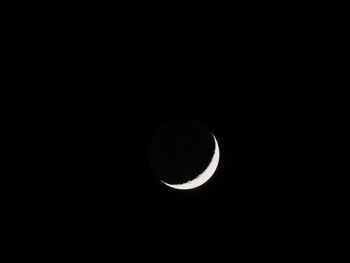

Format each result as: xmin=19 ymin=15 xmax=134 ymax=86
xmin=35 ymin=2 xmax=316 ymax=259
xmin=296 ymin=0 xmax=305 ymax=8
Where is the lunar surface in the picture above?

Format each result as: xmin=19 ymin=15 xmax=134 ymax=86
xmin=149 ymin=119 xmax=220 ymax=190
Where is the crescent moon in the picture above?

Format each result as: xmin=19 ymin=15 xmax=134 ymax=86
xmin=161 ymin=134 xmax=220 ymax=190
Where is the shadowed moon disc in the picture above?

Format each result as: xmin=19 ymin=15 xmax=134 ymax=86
xmin=149 ymin=119 xmax=220 ymax=190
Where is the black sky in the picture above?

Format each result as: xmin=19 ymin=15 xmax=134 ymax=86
xmin=33 ymin=2 xmax=318 ymax=258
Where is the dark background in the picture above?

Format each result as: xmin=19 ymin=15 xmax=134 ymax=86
xmin=296 ymin=0 xmax=305 ymax=8
xmin=17 ymin=1 xmax=320 ymax=259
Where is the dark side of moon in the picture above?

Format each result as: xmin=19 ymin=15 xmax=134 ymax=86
xmin=149 ymin=120 xmax=215 ymax=185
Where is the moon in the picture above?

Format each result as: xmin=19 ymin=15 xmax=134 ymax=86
xmin=149 ymin=119 xmax=220 ymax=190
xmin=161 ymin=134 xmax=220 ymax=190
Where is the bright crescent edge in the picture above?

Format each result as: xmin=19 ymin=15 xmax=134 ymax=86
xmin=161 ymin=134 xmax=220 ymax=190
